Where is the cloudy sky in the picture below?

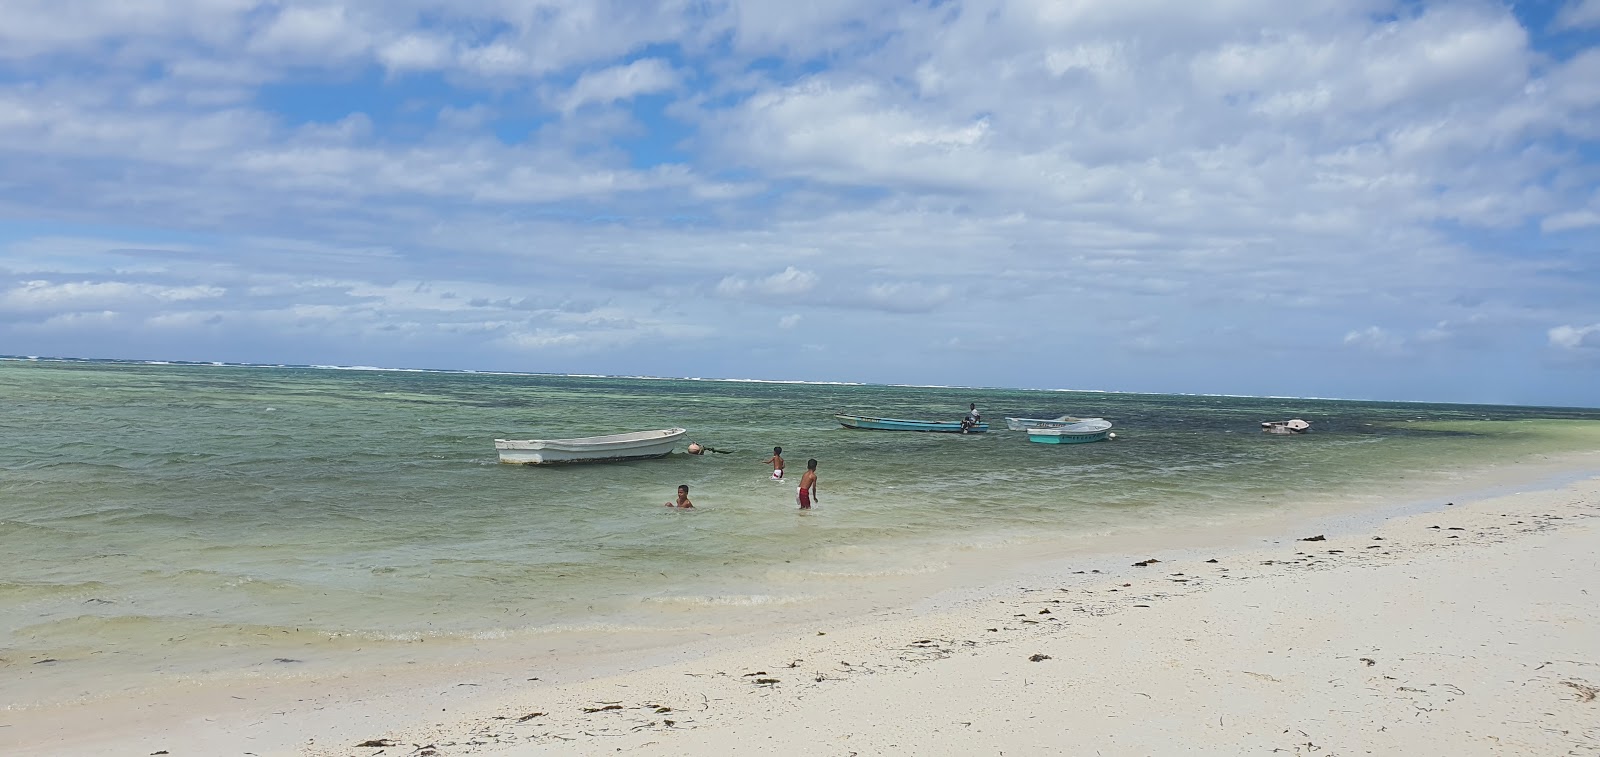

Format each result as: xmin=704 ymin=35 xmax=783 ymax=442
xmin=1 ymin=1 xmax=1598 ymax=406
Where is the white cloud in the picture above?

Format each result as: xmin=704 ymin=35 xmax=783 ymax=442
xmin=556 ymin=59 xmax=679 ymax=114
xmin=378 ymin=33 xmax=453 ymax=72
xmin=249 ymin=5 xmax=371 ymax=60
xmin=1549 ymin=323 xmax=1600 ymax=351
xmin=0 ymin=0 xmax=254 ymax=59
xmin=146 ymin=311 xmax=226 ymax=329
xmin=297 ymin=113 xmax=374 ymax=143
xmin=497 ymin=309 xmax=711 ymax=352
xmin=1045 ymin=43 xmax=1125 ymax=78
xmin=1555 ymin=0 xmax=1600 ymax=30
xmin=0 ymin=80 xmax=725 ymax=205
xmin=284 ymin=303 xmax=349 ymax=322
xmin=861 ymin=282 xmax=954 ymax=313
xmin=1544 ymin=48 xmax=1600 ymax=112
xmin=501 ymin=329 xmax=585 ymax=350
xmin=1339 ymin=313 xmax=1518 ymax=357
xmin=1542 ymin=209 xmax=1600 ymax=232
xmin=1343 ymin=326 xmax=1408 ymax=355
xmin=458 ymin=42 xmax=531 ymax=77
xmin=0 ymin=280 xmax=225 ymax=313
xmin=716 ymin=0 xmax=893 ymax=57
xmin=708 ymin=79 xmax=1001 ymax=190
xmin=778 ymin=314 xmax=801 ymax=329
xmin=18 ymin=310 xmax=126 ymax=332
xmin=716 ymin=267 xmax=819 ymax=298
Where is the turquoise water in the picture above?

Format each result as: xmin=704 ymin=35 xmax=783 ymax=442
xmin=4 ymin=358 xmax=1599 ymax=704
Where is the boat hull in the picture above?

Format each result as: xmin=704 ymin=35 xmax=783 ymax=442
xmin=1027 ymin=430 xmax=1111 ymax=444
xmin=495 ymin=428 xmax=687 ymax=464
xmin=835 ymin=414 xmax=988 ymax=433
xmin=1261 ymin=419 xmax=1311 ymax=435
xmin=1005 ymin=416 xmax=1102 ymax=431
xmin=1026 ymin=420 xmax=1114 ymax=444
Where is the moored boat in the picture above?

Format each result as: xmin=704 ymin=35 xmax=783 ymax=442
xmin=1025 ymin=418 xmax=1115 ymax=444
xmin=835 ymin=414 xmax=989 ymax=433
xmin=1004 ymin=415 xmax=1103 ymax=431
xmin=1261 ymin=419 xmax=1311 ymax=435
xmin=495 ymin=427 xmax=687 ymax=464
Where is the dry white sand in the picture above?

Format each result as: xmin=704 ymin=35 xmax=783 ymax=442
xmin=11 ymin=471 xmax=1600 ymax=756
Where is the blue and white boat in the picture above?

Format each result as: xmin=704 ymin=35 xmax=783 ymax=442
xmin=835 ymin=414 xmax=989 ymax=433
xmin=1025 ymin=419 xmax=1114 ymax=444
xmin=1004 ymin=415 xmax=1104 ymax=431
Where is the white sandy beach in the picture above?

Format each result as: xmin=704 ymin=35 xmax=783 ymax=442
xmin=11 ymin=467 xmax=1600 ymax=757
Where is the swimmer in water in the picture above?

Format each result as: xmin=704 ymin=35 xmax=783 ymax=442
xmin=664 ymin=484 xmax=694 ymax=509
xmin=764 ymin=446 xmax=785 ymax=480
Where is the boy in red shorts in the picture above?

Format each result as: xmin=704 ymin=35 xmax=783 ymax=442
xmin=796 ymin=458 xmax=818 ymax=509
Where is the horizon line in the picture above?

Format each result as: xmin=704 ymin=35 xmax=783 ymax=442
xmin=3 ymin=353 xmax=1594 ymax=411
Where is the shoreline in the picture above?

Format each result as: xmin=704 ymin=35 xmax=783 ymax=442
xmin=9 ymin=455 xmax=1600 ymax=755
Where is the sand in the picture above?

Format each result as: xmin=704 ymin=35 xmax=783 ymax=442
xmin=10 ymin=471 xmax=1600 ymax=756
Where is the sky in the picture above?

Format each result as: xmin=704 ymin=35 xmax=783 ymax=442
xmin=1 ymin=1 xmax=1598 ymax=407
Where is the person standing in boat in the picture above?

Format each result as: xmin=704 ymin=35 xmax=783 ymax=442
xmin=960 ymin=403 xmax=981 ymax=433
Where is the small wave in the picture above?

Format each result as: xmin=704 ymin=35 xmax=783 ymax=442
xmin=147 ymin=568 xmax=310 ymax=596
xmin=324 ymin=621 xmax=666 ymax=642
xmin=324 ymin=629 xmax=430 ymax=642
xmin=643 ymin=594 xmax=810 ymax=607
xmin=771 ymin=563 xmax=948 ymax=580
xmin=461 ymin=621 xmax=669 ymax=639
xmin=0 ymin=579 xmax=116 ymax=603
xmin=15 ymin=460 xmax=134 ymax=473
xmin=0 ymin=519 xmax=78 ymax=539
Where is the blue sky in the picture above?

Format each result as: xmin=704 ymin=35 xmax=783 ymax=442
xmin=1 ymin=0 xmax=1598 ymax=406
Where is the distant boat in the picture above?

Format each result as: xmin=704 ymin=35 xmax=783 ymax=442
xmin=835 ymin=414 xmax=989 ymax=433
xmin=1005 ymin=415 xmax=1104 ymax=431
xmin=1261 ymin=419 xmax=1311 ymax=435
xmin=495 ymin=428 xmax=687 ymax=464
xmin=1026 ymin=419 xmax=1115 ymax=444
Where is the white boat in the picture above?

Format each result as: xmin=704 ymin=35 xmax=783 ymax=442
xmin=495 ymin=428 xmax=687 ymax=464
xmin=1261 ymin=419 xmax=1311 ymax=435
xmin=1005 ymin=415 xmax=1103 ymax=431
xmin=1025 ymin=419 xmax=1115 ymax=444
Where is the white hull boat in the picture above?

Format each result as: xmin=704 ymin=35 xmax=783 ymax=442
xmin=1005 ymin=415 xmax=1103 ymax=431
xmin=1025 ymin=418 xmax=1115 ymax=444
xmin=1261 ymin=419 xmax=1311 ymax=435
xmin=495 ymin=428 xmax=687 ymax=464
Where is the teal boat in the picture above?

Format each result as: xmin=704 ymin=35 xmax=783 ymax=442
xmin=835 ymin=413 xmax=989 ymax=433
xmin=1026 ymin=419 xmax=1114 ymax=444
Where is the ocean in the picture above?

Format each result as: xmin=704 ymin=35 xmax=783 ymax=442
xmin=4 ymin=358 xmax=1599 ymax=709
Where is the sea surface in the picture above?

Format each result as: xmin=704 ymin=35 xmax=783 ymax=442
xmin=4 ymin=358 xmax=1600 ymax=707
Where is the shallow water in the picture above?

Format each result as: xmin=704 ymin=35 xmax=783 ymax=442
xmin=4 ymin=358 xmax=1599 ymax=705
